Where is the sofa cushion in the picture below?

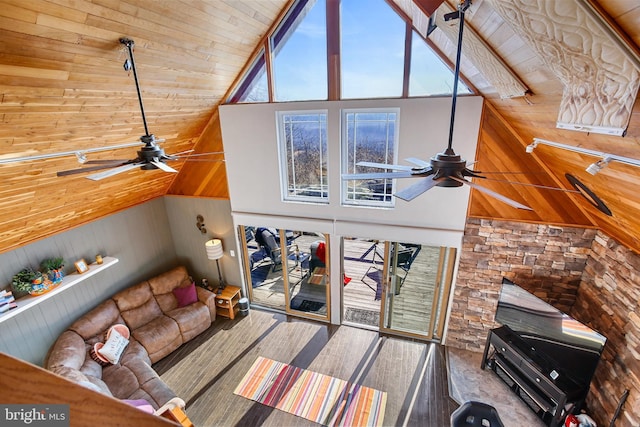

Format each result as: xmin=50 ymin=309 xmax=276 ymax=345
xmin=46 ymin=330 xmax=86 ymax=371
xmin=114 ymin=282 xmax=163 ymax=330
xmin=148 ymin=266 xmax=190 ymax=296
xmin=120 ymin=339 xmax=151 ymax=367
xmin=149 ymin=266 xmax=191 ymax=313
xmin=166 ymin=302 xmax=211 ymax=342
xmin=173 ymin=281 xmax=197 ymax=307
xmin=196 ymin=286 xmax=217 ymax=321
xmin=127 ymin=378 xmax=179 ymax=410
xmin=131 ymin=315 xmax=182 ymax=363
xmin=102 ymin=363 xmax=143 ymax=399
xmin=69 ymin=299 xmax=123 ymax=341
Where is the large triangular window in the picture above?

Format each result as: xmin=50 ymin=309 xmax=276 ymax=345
xmin=227 ymin=0 xmax=469 ymax=103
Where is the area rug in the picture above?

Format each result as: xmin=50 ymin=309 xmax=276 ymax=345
xmin=290 ymin=297 xmax=325 ymax=312
xmin=344 ymin=307 xmax=380 ymax=327
xmin=251 ymin=264 xmax=272 ymax=288
xmin=234 ymin=356 xmax=387 ymax=427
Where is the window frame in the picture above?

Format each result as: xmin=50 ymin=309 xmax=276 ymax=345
xmin=341 ymin=107 xmax=401 ymax=208
xmin=276 ymin=110 xmax=330 ymax=204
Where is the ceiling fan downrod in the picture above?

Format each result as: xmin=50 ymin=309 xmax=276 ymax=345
xmin=445 ymin=0 xmax=471 ymax=152
xmin=120 ymin=38 xmax=152 ymax=142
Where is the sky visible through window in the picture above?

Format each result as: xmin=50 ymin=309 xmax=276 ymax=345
xmin=273 ymin=0 xmax=328 ymax=101
xmin=234 ymin=0 xmax=468 ymax=102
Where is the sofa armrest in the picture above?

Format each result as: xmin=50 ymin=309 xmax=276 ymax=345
xmin=196 ymin=286 xmax=216 ymax=321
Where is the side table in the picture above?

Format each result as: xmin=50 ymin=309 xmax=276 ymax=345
xmin=215 ymin=285 xmax=241 ymax=319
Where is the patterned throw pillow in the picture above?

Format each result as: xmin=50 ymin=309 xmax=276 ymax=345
xmin=97 ymin=325 xmax=130 ymax=364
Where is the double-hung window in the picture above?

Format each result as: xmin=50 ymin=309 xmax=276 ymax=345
xmin=342 ymin=109 xmax=400 ymax=207
xmin=276 ymin=111 xmax=329 ymax=203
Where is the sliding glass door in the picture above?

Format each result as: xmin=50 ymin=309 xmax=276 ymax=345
xmin=239 ymin=225 xmax=329 ymax=320
xmin=342 ymin=236 xmax=456 ymax=340
xmin=380 ymin=243 xmax=456 ymax=340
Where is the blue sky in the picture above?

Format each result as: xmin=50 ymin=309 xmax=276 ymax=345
xmin=270 ymin=0 xmax=465 ymax=101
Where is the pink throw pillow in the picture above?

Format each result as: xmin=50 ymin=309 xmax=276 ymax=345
xmin=173 ymin=281 xmax=197 ymax=307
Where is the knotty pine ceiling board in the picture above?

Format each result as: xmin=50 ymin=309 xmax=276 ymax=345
xmin=0 ymin=0 xmax=287 ymax=254
xmin=469 ymin=104 xmax=594 ymax=227
xmin=1 ymin=0 xmax=640 ymax=255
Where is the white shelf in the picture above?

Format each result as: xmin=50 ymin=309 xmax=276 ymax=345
xmin=0 ymin=256 xmax=119 ymax=324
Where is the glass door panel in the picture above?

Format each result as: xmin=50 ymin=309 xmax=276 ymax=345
xmin=287 ymin=232 xmax=329 ymax=318
xmin=381 ymin=243 xmax=457 ymax=340
xmin=240 ymin=225 xmax=329 ymax=319
xmin=342 ymin=237 xmax=384 ymax=329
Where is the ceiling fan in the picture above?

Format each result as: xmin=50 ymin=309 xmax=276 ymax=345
xmin=56 ymin=38 xmax=216 ymax=181
xmin=342 ymin=0 xmax=532 ymax=210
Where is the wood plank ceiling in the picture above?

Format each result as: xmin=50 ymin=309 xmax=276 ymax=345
xmin=1 ymin=0 xmax=640 ymax=253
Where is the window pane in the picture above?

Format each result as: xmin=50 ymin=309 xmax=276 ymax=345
xmin=272 ymin=0 xmax=327 ymax=101
xmin=409 ymin=31 xmax=470 ymax=97
xmin=341 ymin=0 xmax=405 ymax=99
xmin=228 ymin=51 xmax=269 ymax=103
xmin=342 ymin=109 xmax=399 ymax=206
xmin=278 ymin=112 xmax=328 ymax=202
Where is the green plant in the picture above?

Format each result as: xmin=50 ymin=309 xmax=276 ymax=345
xmin=11 ymin=268 xmax=40 ymax=293
xmin=41 ymin=257 xmax=65 ymax=272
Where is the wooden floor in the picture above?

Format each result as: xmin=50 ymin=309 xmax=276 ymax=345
xmin=154 ymin=309 xmax=458 ymax=427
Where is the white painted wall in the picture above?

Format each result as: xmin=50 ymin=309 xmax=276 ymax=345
xmin=221 ymin=98 xmax=483 ymax=324
xmin=219 ymin=97 xmax=483 ymax=231
xmin=164 ymin=196 xmax=241 ymax=289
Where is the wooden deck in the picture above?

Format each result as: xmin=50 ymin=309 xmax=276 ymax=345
xmin=247 ymin=234 xmax=447 ymax=337
xmin=154 ymin=309 xmax=458 ymax=427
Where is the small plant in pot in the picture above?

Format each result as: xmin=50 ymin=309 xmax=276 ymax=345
xmin=41 ymin=257 xmax=65 ymax=284
xmin=11 ymin=268 xmax=40 ymax=298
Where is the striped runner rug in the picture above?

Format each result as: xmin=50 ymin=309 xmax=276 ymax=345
xmin=234 ymin=356 xmax=387 ymax=426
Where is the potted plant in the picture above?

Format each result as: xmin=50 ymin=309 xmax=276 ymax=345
xmin=11 ymin=268 xmax=40 ymax=298
xmin=41 ymin=257 xmax=65 ymax=284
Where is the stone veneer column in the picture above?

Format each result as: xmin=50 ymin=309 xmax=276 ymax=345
xmin=571 ymin=231 xmax=640 ymax=427
xmin=447 ymin=218 xmax=595 ymax=352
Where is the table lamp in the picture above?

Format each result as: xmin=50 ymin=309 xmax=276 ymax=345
xmin=205 ymin=239 xmax=225 ymax=293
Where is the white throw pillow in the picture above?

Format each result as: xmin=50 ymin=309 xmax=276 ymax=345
xmin=98 ymin=327 xmax=129 ymax=364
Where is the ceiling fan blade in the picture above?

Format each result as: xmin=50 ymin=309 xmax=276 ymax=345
xmin=478 ymin=177 xmax=580 ymax=193
xmin=356 ymin=161 xmax=414 ymax=171
xmin=450 ymin=176 xmax=533 ymax=210
xmin=405 ymin=157 xmax=430 ymax=168
xmin=57 ymin=163 xmax=128 ymax=177
xmin=86 ymin=163 xmax=141 ymax=181
xmin=395 ymin=176 xmax=439 ymax=201
xmin=151 ymin=160 xmax=178 ymax=173
xmin=84 ymin=159 xmax=130 ymax=164
xmin=343 ymin=171 xmax=414 ymax=180
xmin=169 ymin=149 xmax=195 ymax=156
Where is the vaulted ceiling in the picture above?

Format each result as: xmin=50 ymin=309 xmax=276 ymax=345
xmin=1 ymin=0 xmax=639 ymax=254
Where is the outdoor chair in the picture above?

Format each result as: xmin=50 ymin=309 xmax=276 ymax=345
xmin=361 ymin=243 xmax=420 ymax=294
xmin=257 ymin=228 xmax=299 ymax=272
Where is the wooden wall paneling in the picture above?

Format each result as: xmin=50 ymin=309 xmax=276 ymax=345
xmin=469 ymin=103 xmax=595 ymax=226
xmin=168 ymin=108 xmax=229 ymax=198
xmin=533 ymin=144 xmax=640 ymax=253
xmin=0 ymin=199 xmax=178 ymax=365
xmin=0 ymin=0 xmax=287 ymax=254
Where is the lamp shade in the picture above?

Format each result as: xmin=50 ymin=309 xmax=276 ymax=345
xmin=205 ymin=239 xmax=224 ymax=260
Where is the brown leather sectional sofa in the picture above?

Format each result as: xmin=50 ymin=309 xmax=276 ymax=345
xmin=45 ymin=266 xmax=217 ymax=409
